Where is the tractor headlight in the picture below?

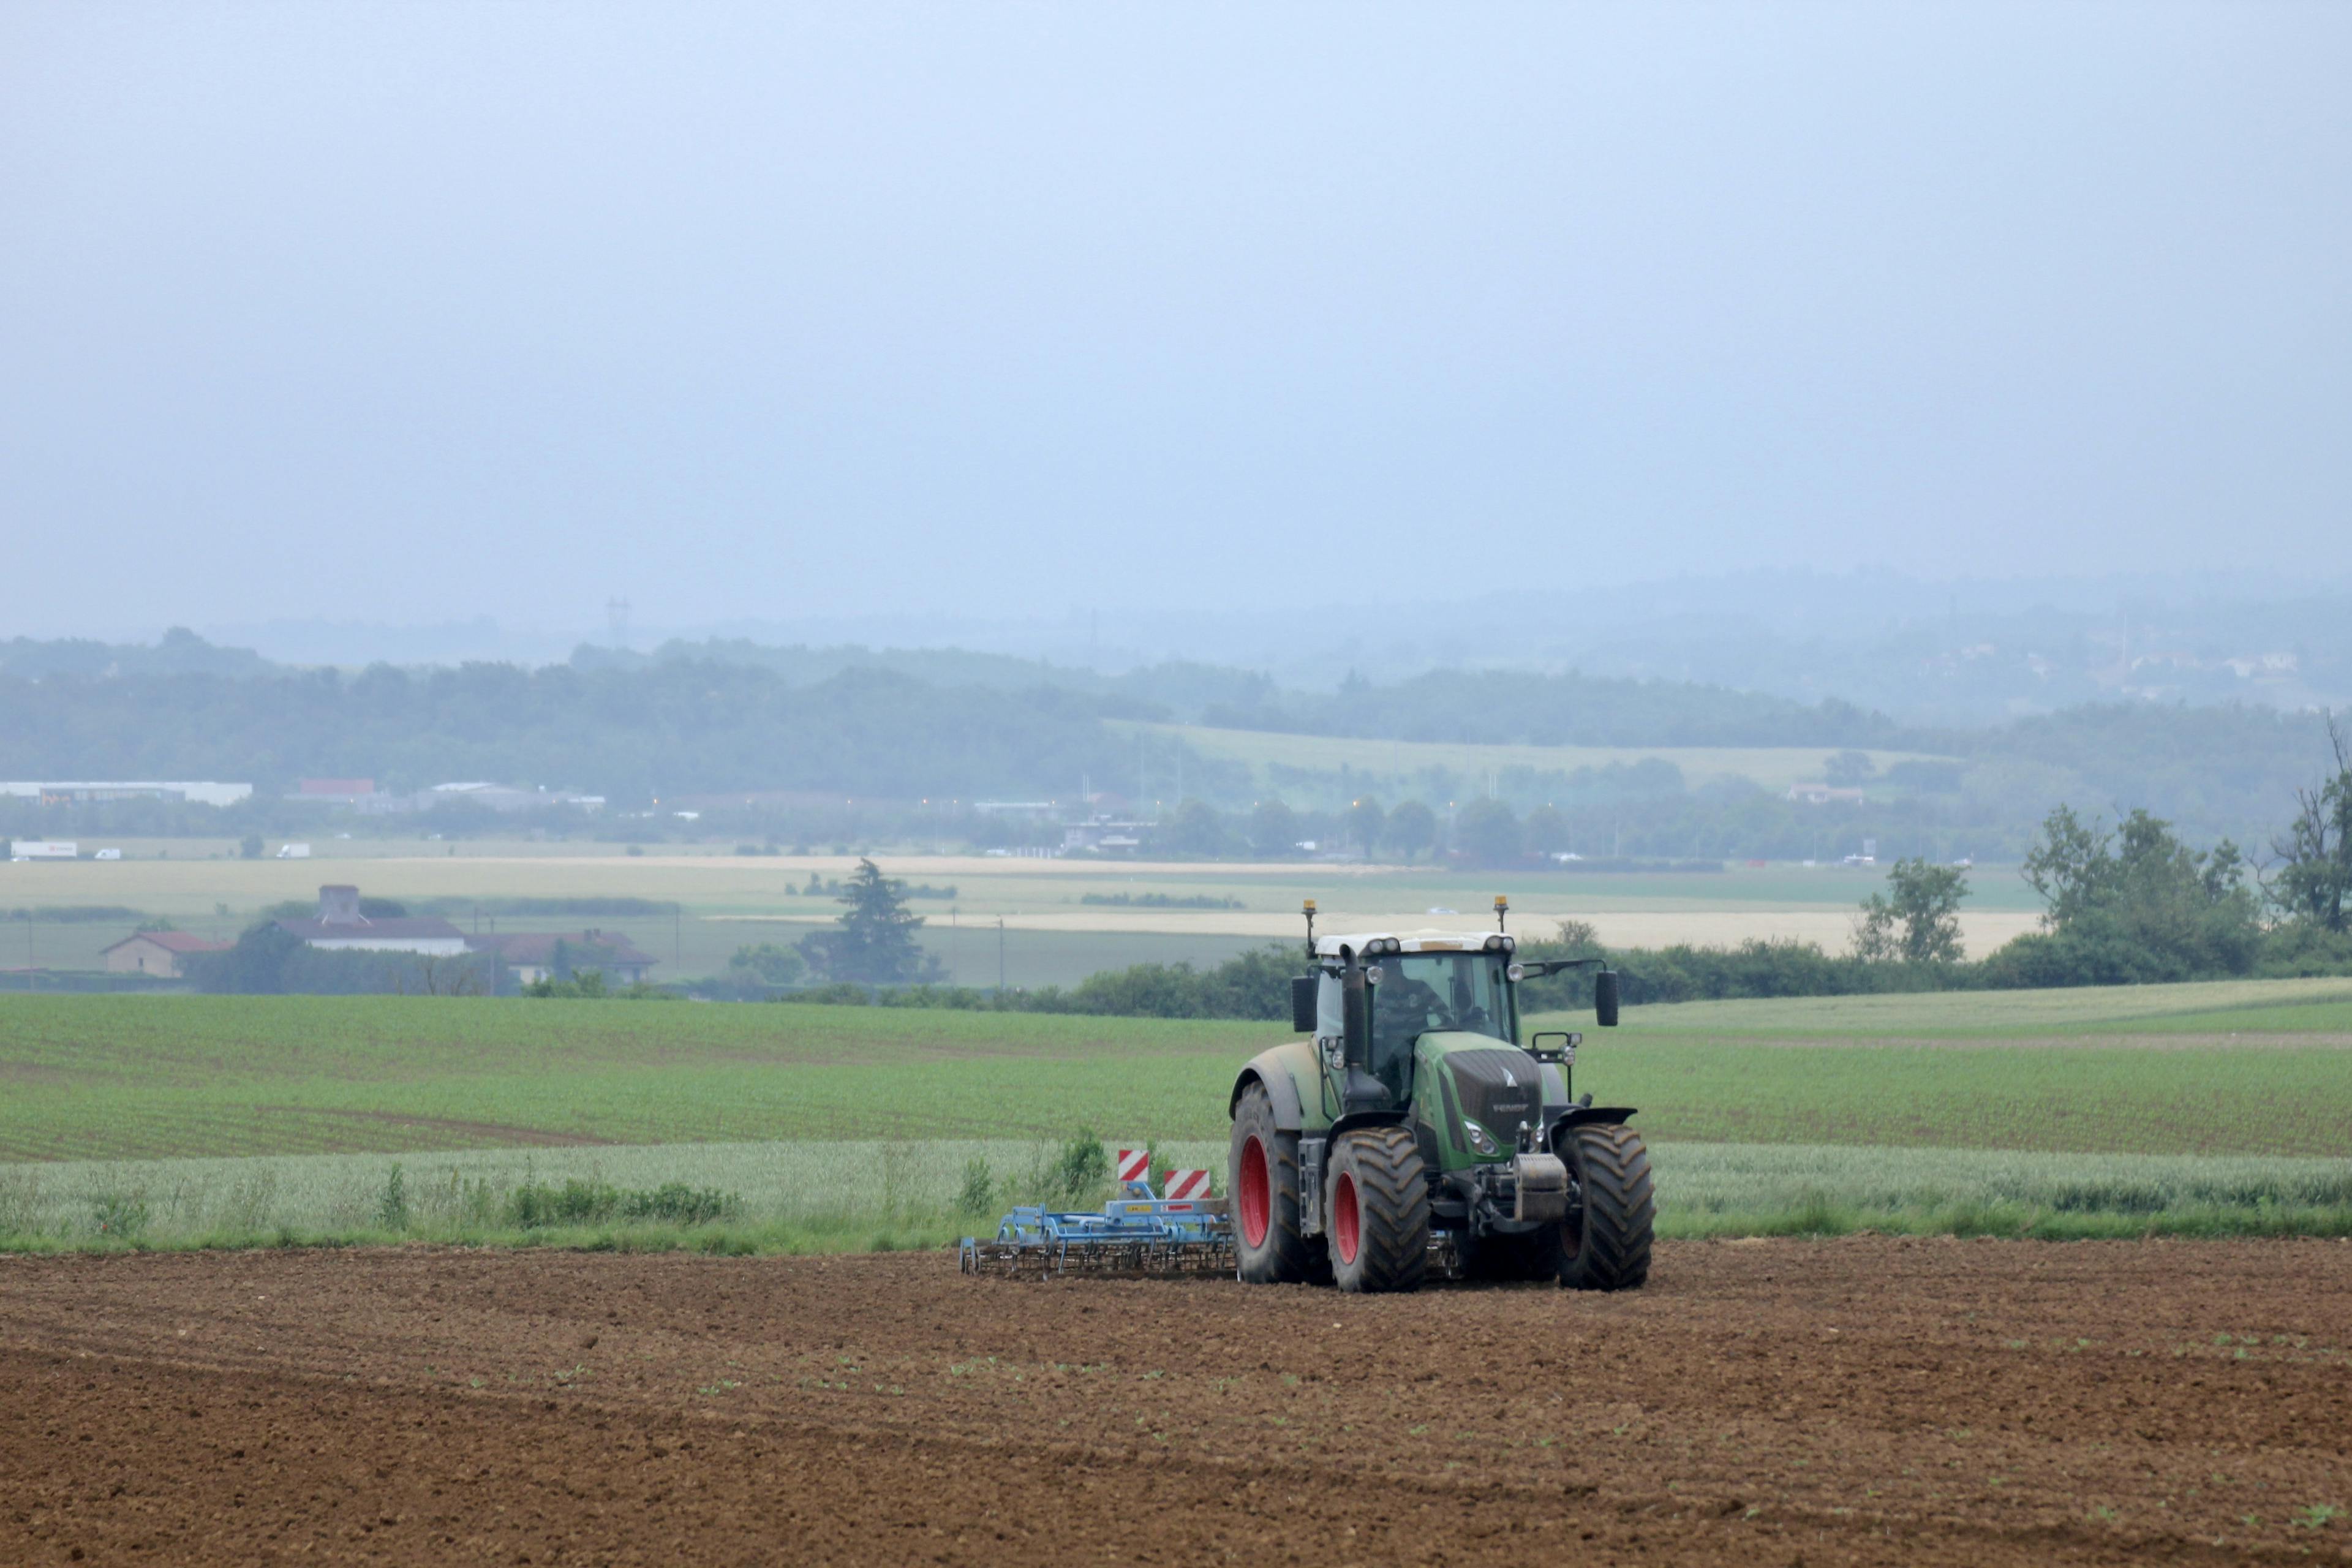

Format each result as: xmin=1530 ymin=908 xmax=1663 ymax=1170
xmin=1506 ymin=962 xmax=1526 ymax=982
xmin=1463 ymin=1120 xmax=1499 ymax=1156
xmin=1483 ymin=934 xmax=1513 ymax=952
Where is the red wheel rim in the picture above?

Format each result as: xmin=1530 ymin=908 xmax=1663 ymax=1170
xmin=1332 ymin=1170 xmax=1360 ymax=1265
xmin=1238 ymin=1136 xmax=1271 ymax=1248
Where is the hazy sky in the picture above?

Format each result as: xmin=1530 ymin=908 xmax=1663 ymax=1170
xmin=4 ymin=4 xmax=2347 ymax=641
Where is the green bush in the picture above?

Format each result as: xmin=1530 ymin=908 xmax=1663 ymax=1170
xmin=1051 ymin=1133 xmax=1109 ymax=1204
xmin=93 ymin=1193 xmax=149 ymax=1239
xmin=502 ymin=1178 xmax=735 ymax=1229
xmin=956 ymin=1158 xmax=996 ymax=1216
xmin=622 ymin=1183 xmax=734 ymax=1226
xmin=374 ymin=1164 xmax=410 ymax=1230
xmin=506 ymin=1178 xmax=619 ymax=1228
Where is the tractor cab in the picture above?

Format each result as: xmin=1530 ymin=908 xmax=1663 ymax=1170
xmin=1305 ymin=930 xmax=1521 ymax=1109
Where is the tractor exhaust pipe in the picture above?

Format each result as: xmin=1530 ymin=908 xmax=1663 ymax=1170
xmin=1336 ymin=945 xmax=1390 ymax=1115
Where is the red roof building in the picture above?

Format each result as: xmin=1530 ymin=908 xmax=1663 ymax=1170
xmin=101 ymin=930 xmax=232 ymax=979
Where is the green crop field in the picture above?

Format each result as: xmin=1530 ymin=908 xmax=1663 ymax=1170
xmin=4 ymin=977 xmax=2348 ymax=1251
xmin=1581 ymin=976 xmax=2352 ymax=1037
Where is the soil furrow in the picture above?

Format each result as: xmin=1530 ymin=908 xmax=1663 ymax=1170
xmin=3 ymin=1238 xmax=2348 ymax=1565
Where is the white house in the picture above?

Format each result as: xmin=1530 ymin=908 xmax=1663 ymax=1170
xmin=275 ymin=885 xmax=468 ymax=956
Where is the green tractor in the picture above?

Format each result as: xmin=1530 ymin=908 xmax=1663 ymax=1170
xmin=1227 ymin=898 xmax=1653 ymax=1294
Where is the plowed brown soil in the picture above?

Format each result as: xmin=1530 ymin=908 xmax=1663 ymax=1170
xmin=4 ymin=1238 xmax=2349 ymax=1566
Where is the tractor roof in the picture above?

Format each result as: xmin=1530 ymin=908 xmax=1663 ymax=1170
xmin=1312 ymin=929 xmax=1516 ymax=957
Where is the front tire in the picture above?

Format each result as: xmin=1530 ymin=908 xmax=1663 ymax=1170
xmin=1326 ymin=1125 xmax=1430 ymax=1294
xmin=1229 ymin=1082 xmax=1324 ymax=1284
xmin=1556 ymin=1123 xmax=1654 ymax=1291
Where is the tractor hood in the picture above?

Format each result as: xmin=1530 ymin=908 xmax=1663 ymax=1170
xmin=1415 ymin=1031 xmax=1566 ymax=1169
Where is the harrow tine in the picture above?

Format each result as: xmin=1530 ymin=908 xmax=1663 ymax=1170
xmin=962 ymin=1196 xmax=1234 ymax=1280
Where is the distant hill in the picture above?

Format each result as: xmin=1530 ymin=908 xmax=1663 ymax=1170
xmin=0 ymin=661 xmax=1121 ymax=801
xmin=571 ymin=639 xmax=1902 ymax=748
xmin=4 ymin=631 xmax=2338 ymax=850
xmin=570 ymin=638 xmax=1282 ymax=723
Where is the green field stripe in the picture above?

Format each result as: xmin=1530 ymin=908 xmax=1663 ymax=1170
xmin=8 ymin=987 xmax=2352 ymax=1163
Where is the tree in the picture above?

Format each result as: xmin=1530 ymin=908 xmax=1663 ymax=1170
xmin=2002 ymin=804 xmax=2262 ymax=982
xmin=1384 ymin=800 xmax=1437 ymax=861
xmin=1165 ymin=799 xmax=1226 ymax=858
xmin=728 ymin=942 xmax=809 ymax=986
xmin=1521 ymin=804 xmax=1568 ymax=856
xmin=238 ymin=834 xmax=264 ymax=860
xmin=2020 ymin=804 xmax=2115 ymax=928
xmin=192 ymin=922 xmax=303 ymax=993
xmin=2268 ymin=714 xmax=2352 ymax=934
xmin=1248 ymin=801 xmax=1300 ymax=859
xmin=1454 ymin=798 xmax=1521 ymax=867
xmin=1853 ymin=858 xmax=1969 ymax=963
xmin=1346 ymin=796 xmax=1385 ymax=855
xmin=1823 ymin=750 xmax=1877 ymax=787
xmin=796 ymin=858 xmax=929 ymax=984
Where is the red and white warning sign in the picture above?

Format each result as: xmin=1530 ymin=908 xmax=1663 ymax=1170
xmin=1161 ymin=1169 xmax=1211 ymax=1200
xmin=1115 ymin=1148 xmax=1150 ymax=1185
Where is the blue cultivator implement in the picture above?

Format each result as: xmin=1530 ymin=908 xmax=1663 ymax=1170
xmin=959 ymin=1158 xmax=1234 ymax=1279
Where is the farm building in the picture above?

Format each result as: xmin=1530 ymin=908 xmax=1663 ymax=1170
xmin=469 ymin=930 xmax=657 ymax=986
xmin=275 ymin=884 xmax=468 ymax=956
xmin=0 ymin=780 xmax=252 ymax=806
xmin=1785 ymin=784 xmax=1868 ymax=805
xmin=100 ymin=930 xmax=232 ymax=978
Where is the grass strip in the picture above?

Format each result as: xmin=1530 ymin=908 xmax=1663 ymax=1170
xmin=7 ymin=1138 xmax=2348 ymax=1255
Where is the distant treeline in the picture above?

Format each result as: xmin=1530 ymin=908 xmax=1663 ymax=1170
xmin=4 ymin=905 xmax=146 ymax=924
xmin=2 ymin=631 xmax=2342 ymax=853
xmin=778 ymin=792 xmax=2352 ymax=1017
xmin=773 ymin=917 xmax=2352 ymax=1024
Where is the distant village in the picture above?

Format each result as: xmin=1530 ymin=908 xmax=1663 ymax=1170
xmin=101 ymin=883 xmax=656 ymax=987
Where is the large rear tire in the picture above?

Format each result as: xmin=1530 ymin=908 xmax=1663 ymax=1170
xmin=1229 ymin=1082 xmax=1325 ymax=1284
xmin=1326 ymin=1125 xmax=1430 ymax=1294
xmin=1556 ymin=1123 xmax=1654 ymax=1292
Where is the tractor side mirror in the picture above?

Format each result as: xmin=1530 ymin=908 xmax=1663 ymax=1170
xmin=1594 ymin=970 xmax=1621 ymax=1028
xmin=1289 ymin=975 xmax=1318 ymax=1035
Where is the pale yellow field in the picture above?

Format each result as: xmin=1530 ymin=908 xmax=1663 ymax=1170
xmin=4 ymin=843 xmax=2037 ymax=965
xmin=708 ymin=906 xmax=2041 ymax=958
xmin=1118 ymin=722 xmax=1959 ymax=793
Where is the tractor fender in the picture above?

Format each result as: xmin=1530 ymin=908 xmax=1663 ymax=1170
xmin=1328 ymin=1109 xmax=1409 ymax=1142
xmin=1230 ymin=1061 xmax=1306 ymax=1131
xmin=1551 ymin=1106 xmax=1638 ymax=1142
